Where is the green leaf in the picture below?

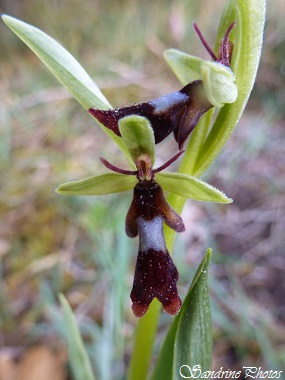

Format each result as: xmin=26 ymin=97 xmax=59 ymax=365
xmin=151 ymin=249 xmax=212 ymax=380
xmin=1 ymin=15 xmax=110 ymax=110
xmin=156 ymin=172 xmax=232 ymax=203
xmin=56 ymin=172 xmax=137 ymax=196
xmin=59 ymin=294 xmax=96 ymax=380
xmin=164 ymin=51 xmax=238 ymax=108
xmin=119 ymin=115 xmax=155 ymax=164
xmin=174 ymin=249 xmax=212 ymax=376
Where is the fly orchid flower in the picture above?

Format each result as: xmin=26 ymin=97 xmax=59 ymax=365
xmin=56 ymin=115 xmax=232 ymax=317
xmin=89 ymin=23 xmax=237 ymax=150
xmin=101 ymin=151 xmax=185 ymax=317
xmin=164 ymin=22 xmax=237 ymax=108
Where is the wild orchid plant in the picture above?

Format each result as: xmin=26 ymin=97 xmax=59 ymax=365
xmin=2 ymin=0 xmax=265 ymax=379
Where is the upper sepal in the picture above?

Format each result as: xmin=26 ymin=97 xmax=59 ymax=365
xmin=156 ymin=172 xmax=232 ymax=203
xmin=118 ymin=115 xmax=155 ymax=165
xmin=56 ymin=172 xmax=137 ymax=196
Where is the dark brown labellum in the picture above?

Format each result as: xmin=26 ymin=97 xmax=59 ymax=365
xmin=126 ymin=180 xmax=184 ymax=317
xmin=126 ymin=180 xmax=185 ymax=236
xmin=131 ymin=247 xmax=182 ymax=318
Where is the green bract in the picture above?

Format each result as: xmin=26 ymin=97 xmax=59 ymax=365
xmin=164 ymin=51 xmax=238 ymax=108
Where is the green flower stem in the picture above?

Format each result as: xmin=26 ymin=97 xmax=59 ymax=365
xmin=127 ymin=300 xmax=161 ymax=380
xmin=128 ymin=0 xmax=265 ymax=378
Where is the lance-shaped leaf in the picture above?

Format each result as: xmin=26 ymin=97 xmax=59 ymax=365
xmin=151 ymin=249 xmax=212 ymax=380
xmin=156 ymin=172 xmax=232 ymax=203
xmin=164 ymin=51 xmax=237 ymax=108
xmin=1 ymin=15 xmax=133 ymax=164
xmin=2 ymin=15 xmax=110 ymax=110
xmin=118 ymin=115 xmax=155 ymax=165
xmin=56 ymin=173 xmax=137 ymax=196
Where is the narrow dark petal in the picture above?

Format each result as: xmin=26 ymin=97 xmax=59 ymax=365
xmin=130 ymin=248 xmax=182 ymax=318
xmin=193 ymin=21 xmax=235 ymax=68
xmin=100 ymin=156 xmax=137 ymax=175
xmin=218 ymin=22 xmax=236 ymax=67
xmin=153 ymin=150 xmax=185 ymax=174
xmin=193 ymin=22 xmax=218 ymax=61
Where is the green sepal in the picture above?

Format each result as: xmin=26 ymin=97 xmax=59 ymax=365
xmin=56 ymin=173 xmax=137 ymax=196
xmin=151 ymin=249 xmax=212 ymax=379
xmin=156 ymin=172 xmax=232 ymax=203
xmin=118 ymin=115 xmax=155 ymax=164
xmin=164 ymin=50 xmax=237 ymax=108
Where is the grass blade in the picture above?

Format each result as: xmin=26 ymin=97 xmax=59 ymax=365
xmin=59 ymin=294 xmax=96 ymax=380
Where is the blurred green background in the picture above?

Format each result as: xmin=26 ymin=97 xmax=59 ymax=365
xmin=0 ymin=0 xmax=284 ymax=378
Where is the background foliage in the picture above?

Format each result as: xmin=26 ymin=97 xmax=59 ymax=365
xmin=0 ymin=0 xmax=285 ymax=378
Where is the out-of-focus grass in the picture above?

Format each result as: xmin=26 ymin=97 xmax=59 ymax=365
xmin=1 ymin=0 xmax=285 ymax=378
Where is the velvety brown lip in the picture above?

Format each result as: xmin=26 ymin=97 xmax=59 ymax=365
xmin=130 ymin=248 xmax=182 ymax=318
